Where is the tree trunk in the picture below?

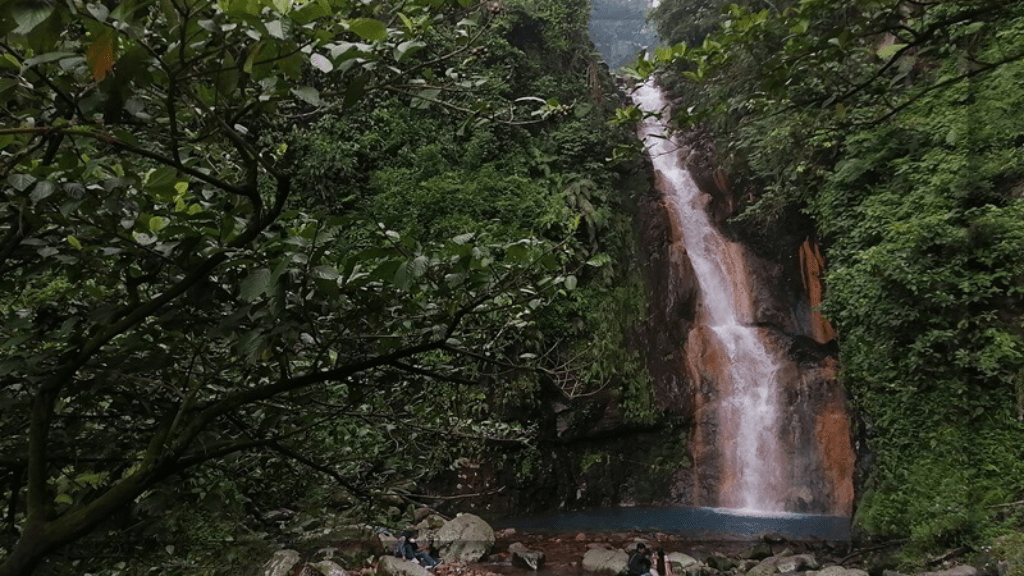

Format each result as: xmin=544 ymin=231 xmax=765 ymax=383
xmin=0 ymin=523 xmax=50 ymax=576
xmin=0 ymin=462 xmax=171 ymax=576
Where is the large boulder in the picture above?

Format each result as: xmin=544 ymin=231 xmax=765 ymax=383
xmin=745 ymin=553 xmax=821 ymax=576
xmin=433 ymin=513 xmax=495 ymax=563
xmin=311 ymin=560 xmax=349 ymax=576
xmin=666 ymin=552 xmax=701 ymax=576
xmin=741 ymin=543 xmax=775 ymax=561
xmin=812 ymin=567 xmax=869 ymax=576
xmin=380 ymin=533 xmax=400 ymax=556
xmin=262 ymin=550 xmax=301 ymax=576
xmin=378 ymin=556 xmax=430 ymax=576
xmin=414 ymin=514 xmax=450 ymax=550
xmin=708 ymin=556 xmax=736 ymax=572
xmin=509 ymin=542 xmax=546 ymax=571
xmin=746 ymin=557 xmax=781 ymax=576
xmin=583 ymin=548 xmax=629 ymax=576
xmin=306 ymin=528 xmax=379 ymax=565
xmin=775 ymin=555 xmax=819 ymax=573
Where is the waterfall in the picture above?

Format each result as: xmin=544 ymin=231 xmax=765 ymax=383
xmin=633 ymin=81 xmax=787 ymax=513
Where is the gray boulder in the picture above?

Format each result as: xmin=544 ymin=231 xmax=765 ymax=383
xmin=814 ymin=566 xmax=869 ymax=576
xmin=311 ymin=560 xmax=349 ymax=576
xmin=746 ymin=557 xmax=781 ymax=576
xmin=262 ymin=550 xmax=302 ymax=576
xmin=380 ymin=533 xmax=400 ymax=556
xmin=433 ymin=513 xmax=495 ymax=563
xmin=775 ymin=554 xmax=819 ymax=573
xmin=378 ymin=556 xmax=430 ymax=576
xmin=666 ymin=552 xmax=701 ymax=576
xmin=741 ymin=543 xmax=775 ymax=561
xmin=708 ymin=556 xmax=736 ymax=572
xmin=509 ymin=542 xmax=546 ymax=571
xmin=583 ymin=548 xmax=630 ymax=575
xmin=739 ymin=560 xmax=761 ymax=572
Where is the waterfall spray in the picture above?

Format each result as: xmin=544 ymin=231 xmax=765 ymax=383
xmin=633 ymin=80 xmax=786 ymax=512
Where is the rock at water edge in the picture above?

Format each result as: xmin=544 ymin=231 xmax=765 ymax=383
xmin=312 ymin=560 xmax=349 ymax=576
xmin=434 ymin=513 xmax=495 ymax=563
xmin=509 ymin=542 xmax=546 ymax=571
xmin=775 ymin=554 xmax=819 ymax=573
xmin=378 ymin=556 xmax=430 ymax=576
xmin=665 ymin=552 xmax=700 ymax=576
xmin=262 ymin=550 xmax=301 ymax=576
xmin=583 ymin=548 xmax=629 ymax=576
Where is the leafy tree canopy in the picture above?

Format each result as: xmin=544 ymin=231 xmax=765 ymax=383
xmin=645 ymin=0 xmax=1024 ymax=555
xmin=0 ymin=0 xmax=626 ymax=573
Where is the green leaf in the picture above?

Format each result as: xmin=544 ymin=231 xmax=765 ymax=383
xmin=410 ymin=255 xmax=429 ymax=277
xmin=112 ymin=129 xmax=139 ymax=147
xmin=240 ymin=268 xmax=271 ymax=301
xmin=7 ymin=174 xmax=37 ymax=192
xmin=574 ymin=102 xmax=594 ymax=118
xmin=292 ymin=86 xmax=321 ymax=106
xmin=243 ymin=42 xmax=264 ymax=74
xmin=12 ymin=4 xmax=55 ymax=35
xmin=313 ymin=265 xmax=339 ymax=280
xmin=564 ymin=275 xmax=578 ymax=290
xmin=0 ymin=54 xmax=20 ymax=70
xmin=348 ymin=18 xmax=387 ymax=42
xmin=413 ymin=88 xmax=441 ymax=109
xmin=29 ymin=181 xmax=55 ymax=202
xmin=0 ymin=78 xmax=19 ymax=99
xmin=145 ymin=166 xmax=178 ymax=195
xmin=393 ymin=261 xmax=410 ymax=290
xmin=148 ymin=216 xmax=167 ymax=232
xmin=263 ymin=19 xmax=285 ymax=40
xmin=506 ymin=243 xmax=529 ymax=263
xmin=237 ymin=328 xmax=263 ymax=361
xmin=22 ymin=51 xmax=75 ymax=69
xmin=394 ymin=40 xmax=425 ymax=63
xmin=309 ymin=53 xmax=333 ymax=73
xmin=398 ymin=13 xmax=415 ymax=32
xmin=343 ymin=74 xmax=367 ymax=109
xmin=876 ymin=43 xmax=907 ymax=61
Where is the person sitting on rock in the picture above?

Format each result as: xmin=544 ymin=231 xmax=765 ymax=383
xmin=397 ymin=530 xmax=440 ymax=569
xmin=627 ymin=543 xmax=656 ymax=576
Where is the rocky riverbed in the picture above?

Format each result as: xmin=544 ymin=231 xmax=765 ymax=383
xmin=260 ymin=513 xmax=997 ymax=576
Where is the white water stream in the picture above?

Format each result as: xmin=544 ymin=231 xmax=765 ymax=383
xmin=633 ymin=81 xmax=786 ymax=512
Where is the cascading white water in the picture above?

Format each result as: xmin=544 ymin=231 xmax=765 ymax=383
xmin=633 ymin=81 xmax=786 ymax=512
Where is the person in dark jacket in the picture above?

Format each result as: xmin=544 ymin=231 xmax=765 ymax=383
xmin=396 ymin=530 xmax=440 ymax=569
xmin=627 ymin=543 xmax=654 ymax=576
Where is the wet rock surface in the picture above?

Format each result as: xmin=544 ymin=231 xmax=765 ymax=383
xmin=266 ymin=528 xmax=988 ymax=576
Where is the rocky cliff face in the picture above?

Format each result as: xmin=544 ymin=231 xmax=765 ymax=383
xmin=660 ymin=128 xmax=855 ymax=515
xmin=433 ymin=129 xmax=854 ymax=520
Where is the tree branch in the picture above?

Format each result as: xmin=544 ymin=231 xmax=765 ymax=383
xmin=863 ymin=50 xmax=1024 ymax=126
xmin=168 ymin=340 xmax=447 ymax=458
xmin=0 ymin=127 xmax=253 ymax=201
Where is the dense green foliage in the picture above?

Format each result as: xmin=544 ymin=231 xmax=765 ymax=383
xmin=647 ymin=0 xmax=1024 ymax=557
xmin=0 ymin=0 xmax=647 ymax=573
xmin=647 ymin=0 xmax=730 ymax=47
